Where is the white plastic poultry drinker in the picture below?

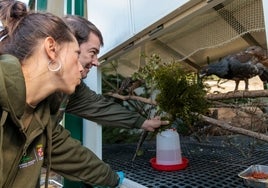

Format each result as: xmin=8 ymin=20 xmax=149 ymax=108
xmin=156 ymin=128 xmax=182 ymax=165
xmin=150 ymin=128 xmax=188 ymax=171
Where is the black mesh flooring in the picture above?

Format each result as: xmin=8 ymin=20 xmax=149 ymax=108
xmin=102 ymin=135 xmax=268 ymax=188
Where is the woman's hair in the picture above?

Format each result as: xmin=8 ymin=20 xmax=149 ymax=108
xmin=0 ymin=0 xmax=75 ymax=61
xmin=63 ymin=15 xmax=103 ymax=46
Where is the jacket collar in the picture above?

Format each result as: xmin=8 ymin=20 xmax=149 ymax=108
xmin=0 ymin=54 xmax=26 ymax=118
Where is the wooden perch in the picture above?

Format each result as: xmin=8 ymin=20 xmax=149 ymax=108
xmin=206 ymin=90 xmax=268 ymax=100
xmin=105 ymin=90 xmax=268 ymax=105
xmin=104 ymin=92 xmax=157 ymax=105
xmin=199 ymin=114 xmax=268 ymax=142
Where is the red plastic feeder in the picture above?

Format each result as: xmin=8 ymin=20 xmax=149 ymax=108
xmin=150 ymin=157 xmax=189 ymax=171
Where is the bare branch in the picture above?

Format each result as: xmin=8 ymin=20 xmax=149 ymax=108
xmin=199 ymin=114 xmax=268 ymax=142
xmin=206 ymin=90 xmax=268 ymax=100
xmin=104 ymin=92 xmax=157 ymax=105
xmin=105 ymin=90 xmax=268 ymax=105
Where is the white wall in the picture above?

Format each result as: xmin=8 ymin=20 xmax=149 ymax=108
xmin=83 ymin=68 xmax=103 ymax=159
xmin=86 ymin=0 xmax=190 ymax=56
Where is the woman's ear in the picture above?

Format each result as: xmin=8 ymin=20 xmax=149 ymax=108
xmin=44 ymin=37 xmax=57 ymax=60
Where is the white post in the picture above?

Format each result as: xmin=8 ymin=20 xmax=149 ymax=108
xmin=71 ymin=0 xmax=75 ymax=15
xmin=262 ymin=0 xmax=268 ymax=49
xmin=261 ymin=0 xmax=268 ymax=99
xmin=63 ymin=0 xmax=67 ymax=15
xmin=83 ymin=67 xmax=103 ymax=159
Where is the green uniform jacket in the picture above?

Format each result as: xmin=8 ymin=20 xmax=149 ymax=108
xmin=64 ymin=81 xmax=146 ymax=129
xmin=0 ymin=55 xmax=119 ymax=188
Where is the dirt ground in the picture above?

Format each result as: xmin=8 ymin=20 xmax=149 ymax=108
xmin=205 ymin=76 xmax=264 ymax=93
xmin=204 ymin=76 xmax=267 ymax=135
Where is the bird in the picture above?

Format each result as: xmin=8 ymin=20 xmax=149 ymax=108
xmin=117 ymin=77 xmax=144 ymax=95
xmin=117 ymin=77 xmax=133 ymax=95
xmin=199 ymin=51 xmax=267 ymax=91
xmin=245 ymin=45 xmax=268 ymax=67
xmin=245 ymin=46 xmax=268 ymax=84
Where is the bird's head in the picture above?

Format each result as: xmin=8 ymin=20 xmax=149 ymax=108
xmin=199 ymin=66 xmax=210 ymax=78
xmin=245 ymin=46 xmax=265 ymax=57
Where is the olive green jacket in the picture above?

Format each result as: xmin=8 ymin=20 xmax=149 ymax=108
xmin=63 ymin=81 xmax=146 ymax=128
xmin=0 ymin=54 xmax=119 ymax=188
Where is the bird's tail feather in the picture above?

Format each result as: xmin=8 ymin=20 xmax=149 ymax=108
xmin=259 ymin=69 xmax=268 ymax=83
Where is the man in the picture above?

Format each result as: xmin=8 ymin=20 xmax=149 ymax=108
xmin=61 ymin=15 xmax=169 ymax=131
xmin=59 ymin=14 xmax=169 ymax=188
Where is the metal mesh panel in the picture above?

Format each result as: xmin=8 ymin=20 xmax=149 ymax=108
xmin=102 ymin=136 xmax=268 ymax=188
xmin=102 ymin=0 xmax=266 ymax=77
xmin=165 ymin=0 xmax=265 ymax=61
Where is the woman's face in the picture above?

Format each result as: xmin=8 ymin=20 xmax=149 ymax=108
xmin=58 ymin=40 xmax=83 ymax=94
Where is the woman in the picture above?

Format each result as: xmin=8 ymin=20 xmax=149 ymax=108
xmin=0 ymin=1 xmax=120 ymax=188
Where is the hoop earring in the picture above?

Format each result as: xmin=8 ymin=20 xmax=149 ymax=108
xmin=48 ymin=60 xmax=62 ymax=72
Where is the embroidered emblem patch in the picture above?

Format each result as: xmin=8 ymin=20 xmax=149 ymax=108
xmin=36 ymin=144 xmax=44 ymax=160
xmin=19 ymin=144 xmax=44 ymax=168
xmin=19 ymin=155 xmax=35 ymax=169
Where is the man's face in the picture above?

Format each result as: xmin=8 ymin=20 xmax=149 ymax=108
xmin=79 ymin=32 xmax=101 ymax=79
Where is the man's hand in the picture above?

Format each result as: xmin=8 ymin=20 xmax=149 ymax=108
xmin=141 ymin=116 xmax=169 ymax=131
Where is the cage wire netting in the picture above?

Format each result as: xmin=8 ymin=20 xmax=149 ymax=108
xmin=166 ymin=0 xmax=265 ymax=62
xmin=109 ymin=0 xmax=266 ymax=77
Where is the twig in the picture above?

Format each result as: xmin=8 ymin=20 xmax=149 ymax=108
xmin=104 ymin=92 xmax=157 ymax=105
xmin=131 ymin=131 xmax=148 ymax=162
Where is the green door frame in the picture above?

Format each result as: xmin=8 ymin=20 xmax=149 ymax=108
xmin=66 ymin=0 xmax=84 ymax=16
xmin=36 ymin=0 xmax=47 ymax=11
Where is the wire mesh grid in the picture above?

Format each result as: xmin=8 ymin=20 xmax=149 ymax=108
xmin=102 ymin=135 xmax=268 ymax=188
xmin=166 ymin=0 xmax=265 ymax=62
xmin=106 ymin=0 xmax=267 ymax=77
